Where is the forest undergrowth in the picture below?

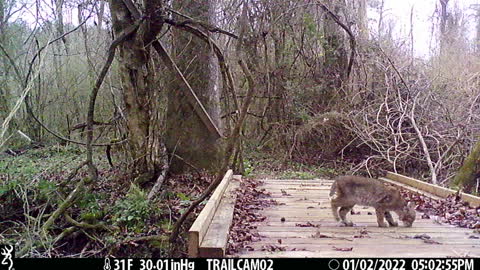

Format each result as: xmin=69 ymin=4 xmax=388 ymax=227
xmin=0 ymin=144 xmax=216 ymax=257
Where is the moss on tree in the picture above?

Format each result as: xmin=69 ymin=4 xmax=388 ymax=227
xmin=452 ymin=140 xmax=480 ymax=193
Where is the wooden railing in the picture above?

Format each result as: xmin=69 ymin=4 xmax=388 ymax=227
xmin=188 ymin=169 xmax=241 ymax=257
xmin=380 ymin=171 xmax=480 ymax=207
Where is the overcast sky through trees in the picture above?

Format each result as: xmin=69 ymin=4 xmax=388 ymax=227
xmin=378 ymin=0 xmax=479 ymax=57
xmin=11 ymin=0 xmax=480 ymax=58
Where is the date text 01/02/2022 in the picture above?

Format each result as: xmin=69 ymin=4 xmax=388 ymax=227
xmin=341 ymin=259 xmax=474 ymax=270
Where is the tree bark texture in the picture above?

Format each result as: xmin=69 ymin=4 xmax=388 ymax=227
xmin=165 ymin=0 xmax=224 ymax=173
xmin=357 ymin=0 xmax=369 ymax=42
xmin=108 ymin=0 xmax=164 ymax=176
xmin=323 ymin=1 xmax=348 ymax=88
xmin=439 ymin=0 xmax=450 ymax=54
xmin=453 ymin=140 xmax=480 ymax=193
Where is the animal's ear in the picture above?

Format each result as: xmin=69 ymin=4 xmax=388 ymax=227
xmin=378 ymin=194 xmax=392 ymax=204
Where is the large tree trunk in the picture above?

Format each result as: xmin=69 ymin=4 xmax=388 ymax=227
xmin=108 ymin=0 xmax=164 ymax=177
xmin=439 ymin=0 xmax=450 ymax=54
xmin=357 ymin=0 xmax=369 ymax=42
xmin=323 ymin=1 xmax=348 ymax=89
xmin=452 ymin=140 xmax=480 ymax=193
xmin=475 ymin=6 xmax=480 ymax=54
xmin=165 ymin=0 xmax=224 ymax=173
xmin=0 ymin=0 xmax=8 ymax=123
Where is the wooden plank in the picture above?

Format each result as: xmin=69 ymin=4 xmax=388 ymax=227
xmin=261 ymin=221 xmax=456 ymax=227
xmin=268 ymin=194 xmax=330 ymax=198
xmin=265 ymin=191 xmax=330 ymax=195
xmin=265 ymin=204 xmax=332 ymax=208
xmin=188 ymin=170 xmax=233 ymax=257
xmin=267 ymin=195 xmax=330 ymax=200
xmin=261 ymin=180 xmax=333 ymax=184
xmin=386 ymin=172 xmax=480 ymax=207
xmin=262 ymin=187 xmax=332 ymax=190
xmin=256 ymin=231 xmax=477 ymax=239
xmin=261 ymin=220 xmax=447 ymax=226
xmin=256 ymin=226 xmax=469 ymax=233
xmin=266 ymin=197 xmax=330 ymax=201
xmin=262 ymin=211 xmax=405 ymax=217
xmin=263 ymin=178 xmax=333 ymax=180
xmin=261 ymin=185 xmax=327 ymax=188
xmin=233 ymin=245 xmax=480 ymax=258
xmin=262 ymin=180 xmax=331 ymax=184
xmin=248 ymin=237 xmax=480 ymax=245
xmin=263 ymin=215 xmax=432 ymax=222
xmin=199 ymin=175 xmax=241 ymax=257
xmin=267 ymin=190 xmax=330 ymax=193
xmin=234 ymin=251 xmax=479 ymax=258
xmin=262 ymin=180 xmax=333 ymax=183
xmin=247 ymin=243 xmax=480 ymax=250
xmin=260 ymin=208 xmax=389 ymax=213
xmin=263 ymin=183 xmax=330 ymax=186
xmin=263 ymin=216 xmax=427 ymax=222
xmin=264 ymin=206 xmax=395 ymax=212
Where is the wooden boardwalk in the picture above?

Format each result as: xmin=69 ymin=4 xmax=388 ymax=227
xmin=233 ymin=178 xmax=480 ymax=258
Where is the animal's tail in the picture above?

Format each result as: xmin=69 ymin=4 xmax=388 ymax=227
xmin=329 ymin=180 xmax=337 ymax=199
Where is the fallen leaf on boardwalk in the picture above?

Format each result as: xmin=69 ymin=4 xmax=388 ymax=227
xmin=413 ymin=234 xmax=431 ymax=240
xmin=291 ymin=248 xmax=307 ymax=251
xmin=277 ymin=239 xmax=282 ymax=244
xmin=296 ymin=222 xmax=319 ymax=227
xmin=423 ymin=239 xmax=442 ymax=245
xmin=332 ymin=246 xmax=353 ymax=251
xmin=360 ymin=228 xmax=369 ymax=233
xmin=261 ymin=244 xmax=286 ymax=252
xmin=468 ymin=235 xmax=479 ymax=239
xmin=281 ymin=189 xmax=291 ymax=196
xmin=311 ymin=232 xmax=331 ymax=238
xmin=281 ymin=217 xmax=286 ymax=222
xmin=354 ymin=228 xmax=370 ymax=238
xmin=244 ymin=246 xmax=255 ymax=251
xmin=307 ymin=206 xmax=315 ymax=209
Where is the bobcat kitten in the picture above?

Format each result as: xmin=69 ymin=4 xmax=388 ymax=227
xmin=329 ymin=175 xmax=416 ymax=227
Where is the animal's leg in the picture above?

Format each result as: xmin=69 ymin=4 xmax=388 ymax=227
xmin=330 ymin=199 xmax=340 ymax=222
xmin=375 ymin=209 xmax=388 ymax=227
xmin=339 ymin=205 xmax=355 ymax=227
xmin=385 ymin=211 xmax=398 ymax=227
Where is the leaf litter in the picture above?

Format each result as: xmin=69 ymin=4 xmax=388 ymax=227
xmin=226 ymin=178 xmax=279 ymax=254
xmin=398 ymin=187 xmax=480 ymax=229
xmin=295 ymin=221 xmax=319 ymax=227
